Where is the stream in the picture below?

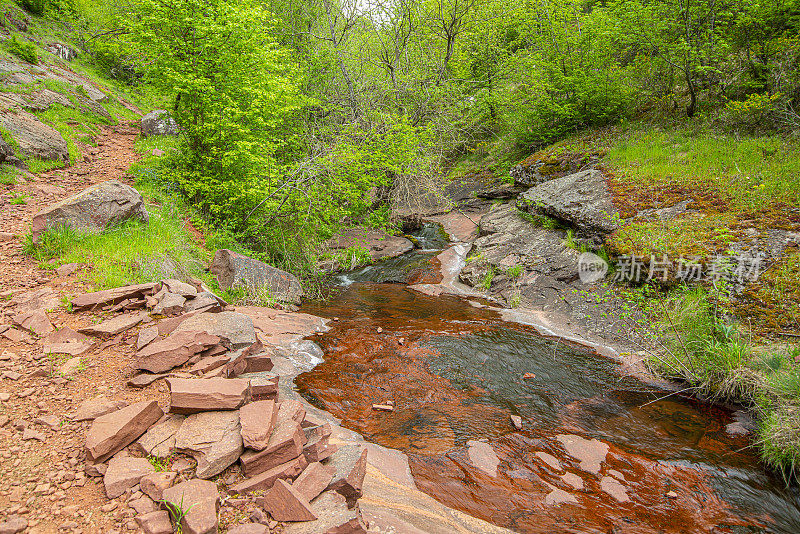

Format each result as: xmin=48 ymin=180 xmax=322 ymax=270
xmin=297 ymin=225 xmax=800 ymax=534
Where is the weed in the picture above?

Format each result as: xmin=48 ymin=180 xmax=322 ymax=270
xmin=23 ymin=225 xmax=81 ymax=261
xmin=480 ymin=268 xmax=495 ymax=291
xmin=25 ymin=157 xmax=65 ymax=173
xmin=507 ymin=264 xmax=523 ymax=278
xmin=3 ymin=36 xmax=37 ymax=64
xmin=0 ymin=165 xmax=19 ymax=185
xmin=60 ymin=293 xmax=73 ymax=313
xmin=9 ymin=192 xmax=29 ymax=204
xmin=147 ymin=455 xmax=172 ymax=472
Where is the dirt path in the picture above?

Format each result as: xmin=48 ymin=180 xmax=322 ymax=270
xmin=0 ymin=124 xmax=157 ymax=534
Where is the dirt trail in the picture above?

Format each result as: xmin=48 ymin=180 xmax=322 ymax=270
xmin=1 ymin=124 xmax=141 ymax=288
xmin=0 ymin=124 xmax=157 ymax=534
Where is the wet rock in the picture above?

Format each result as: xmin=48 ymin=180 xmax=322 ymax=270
xmin=174 ymin=410 xmax=243 ymax=478
xmin=545 ymin=486 xmax=578 ymax=506
xmin=167 ymin=377 xmax=251 ymax=414
xmin=519 ymin=169 xmax=618 ymax=235
xmin=240 ymin=399 xmax=278 ymax=451
xmin=561 ymin=472 xmax=583 ymax=490
xmin=132 ymin=414 xmax=185 ymax=458
xmin=175 ymin=311 xmax=257 ymax=348
xmin=85 ymin=400 xmax=164 ymax=463
xmin=141 ymin=110 xmax=179 ymax=137
xmin=294 ymin=461 xmax=336 ymax=501
xmin=556 ymin=434 xmax=608 ymax=475
xmin=210 ymin=249 xmax=304 ymax=304
xmin=73 ymin=396 xmax=128 ymax=422
xmin=466 ymin=440 xmax=500 ymax=478
xmin=32 ymin=180 xmax=149 ymax=242
xmin=12 ymin=309 xmax=53 ymax=336
xmin=135 ymin=510 xmax=173 ymax=534
xmin=71 ymin=283 xmax=157 ymax=311
xmin=257 ymin=479 xmax=317 ymax=522
xmin=230 ymin=455 xmax=308 ymax=494
xmin=326 ymin=228 xmax=414 ymax=263
xmin=104 ymin=456 xmax=154 ymax=498
xmin=78 ymin=312 xmax=145 ymax=336
xmin=511 ymin=415 xmax=523 ymax=430
xmin=328 ymin=446 xmax=368 ymax=508
xmin=535 ymin=451 xmax=562 ymax=472
xmin=0 ymin=110 xmax=68 ymax=162
xmin=140 ymin=471 xmax=177 ymax=502
xmin=600 ymin=476 xmax=630 ymax=503
xmin=135 ymin=331 xmax=221 ymax=373
xmin=227 ymin=524 xmax=268 ymax=534
xmin=282 ymin=491 xmax=367 ymax=534
xmin=162 ymin=479 xmax=219 ymax=534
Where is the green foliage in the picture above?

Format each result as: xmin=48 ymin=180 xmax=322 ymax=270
xmin=507 ymin=264 xmax=522 ymax=278
xmin=9 ymin=191 xmax=29 ymax=204
xmin=4 ymin=36 xmax=38 ymax=65
xmin=25 ymin=157 xmax=65 ymax=173
xmin=23 ymin=225 xmax=81 ymax=261
xmin=0 ymin=165 xmax=19 ymax=185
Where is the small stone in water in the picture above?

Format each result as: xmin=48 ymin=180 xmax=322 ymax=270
xmin=377 ymin=327 xmax=383 ymax=333
xmin=666 ymin=491 xmax=678 ymax=498
xmin=372 ymin=404 xmax=393 ymax=412
xmin=511 ymin=415 xmax=523 ymax=430
xmin=523 ymin=373 xmax=536 ymax=380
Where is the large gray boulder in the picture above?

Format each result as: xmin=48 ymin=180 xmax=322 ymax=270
xmin=0 ymin=110 xmax=68 ymax=162
xmin=210 ymin=249 xmax=303 ymax=304
xmin=519 ymin=169 xmax=619 ymax=234
xmin=141 ymin=110 xmax=179 ymax=137
xmin=31 ymin=180 xmax=149 ymax=241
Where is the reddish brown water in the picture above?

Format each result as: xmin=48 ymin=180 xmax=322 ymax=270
xmin=298 ymin=278 xmax=800 ymax=533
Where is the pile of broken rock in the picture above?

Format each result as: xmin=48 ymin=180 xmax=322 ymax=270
xmin=69 ymin=280 xmax=368 ymax=534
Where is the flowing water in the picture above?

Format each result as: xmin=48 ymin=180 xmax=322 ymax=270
xmin=297 ymin=228 xmax=800 ymax=534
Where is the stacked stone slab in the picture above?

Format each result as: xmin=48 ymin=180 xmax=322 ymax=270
xmin=74 ymin=281 xmax=367 ymax=533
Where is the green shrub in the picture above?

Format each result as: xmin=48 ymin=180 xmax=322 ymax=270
xmin=4 ymin=36 xmax=38 ymax=65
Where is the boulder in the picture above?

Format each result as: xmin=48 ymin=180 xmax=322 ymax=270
xmin=174 ymin=311 xmax=257 ymax=349
xmin=132 ymin=414 xmax=185 ymax=458
xmin=0 ymin=110 xmax=68 ymax=162
xmin=326 ymin=228 xmax=414 ymax=263
xmin=72 ymin=396 xmax=128 ymax=422
xmin=175 ymin=410 xmax=243 ymax=479
xmin=0 ymin=137 xmax=14 ymax=163
xmin=239 ymin=400 xmax=278 ymax=451
xmin=141 ymin=110 xmax=179 ymax=137
xmin=167 ymin=377 xmax=251 ymax=414
xmin=152 ymin=292 xmax=186 ymax=316
xmin=209 ymin=249 xmax=303 ymax=304
xmin=85 ymin=400 xmax=164 ymax=463
xmin=32 ymin=180 xmax=149 ymax=241
xmin=256 ymin=479 xmax=317 ymax=522
xmin=140 ymin=471 xmax=177 ymax=502
xmin=519 ymin=169 xmax=619 ymax=234
xmin=104 ymin=456 xmax=155 ymax=499
xmin=162 ymin=479 xmax=219 ymax=534
xmin=71 ymin=283 xmax=157 ymax=311
xmin=328 ymin=446 xmax=367 ymax=508
xmin=135 ymin=331 xmax=221 ymax=374
xmin=159 ymin=279 xmax=198 ymax=298
xmin=229 ymin=455 xmax=308 ymax=494
xmin=135 ymin=511 xmax=173 ymax=534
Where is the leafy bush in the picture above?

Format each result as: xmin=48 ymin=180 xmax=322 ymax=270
xmin=18 ymin=0 xmax=46 ymax=15
xmin=724 ymin=92 xmax=785 ymax=132
xmin=4 ymin=36 xmax=38 ymax=65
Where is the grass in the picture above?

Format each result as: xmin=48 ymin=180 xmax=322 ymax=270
xmin=0 ymin=165 xmax=19 ymax=185
xmin=25 ymin=156 xmax=65 ymax=173
xmin=3 ymin=36 xmax=38 ymax=64
xmin=9 ymin=191 xmax=28 ymax=204
xmin=644 ymin=287 xmax=800 ymax=481
xmin=24 ymin=198 xmax=213 ymax=290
